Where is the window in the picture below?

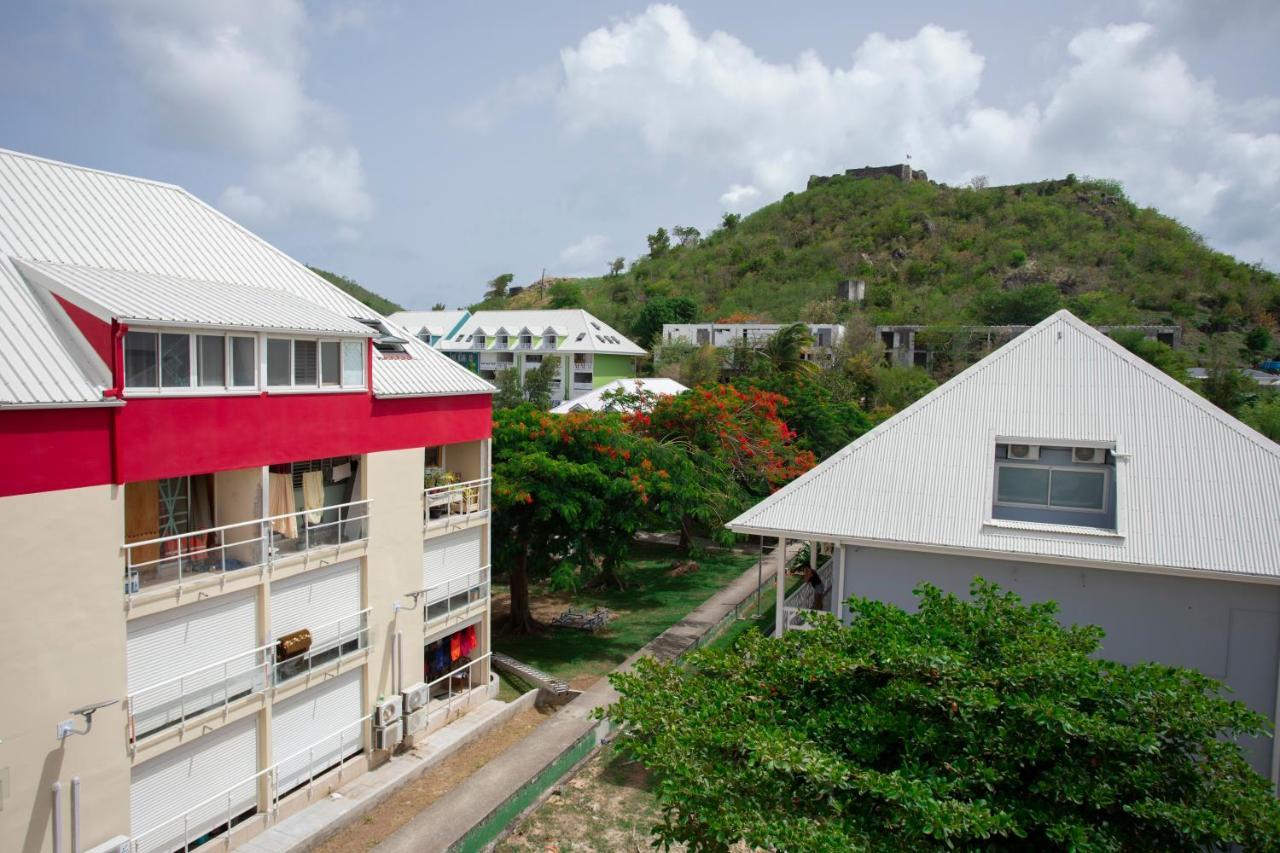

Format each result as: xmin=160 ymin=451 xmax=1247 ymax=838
xmin=267 ymin=338 xmax=291 ymax=386
xmin=293 ymin=340 xmax=318 ymax=385
xmin=197 ymin=335 xmax=225 ymax=387
xmin=342 ymin=341 xmax=364 ymax=386
xmin=995 ymin=465 xmax=1107 ymax=512
xmin=160 ymin=333 xmax=190 ymax=387
xmin=231 ymin=337 xmax=256 ymax=387
xmin=124 ymin=331 xmax=158 ymax=387
xmin=320 ymin=341 xmax=340 ymax=386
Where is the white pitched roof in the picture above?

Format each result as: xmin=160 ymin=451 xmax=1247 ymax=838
xmin=387 ymin=310 xmax=469 ymax=338
xmin=17 ymin=260 xmax=374 ymax=336
xmin=729 ymin=311 xmax=1280 ymax=582
xmin=439 ymin=309 xmax=646 ymax=355
xmin=0 ymin=148 xmax=490 ymax=404
xmin=550 ymin=377 xmax=688 ymax=414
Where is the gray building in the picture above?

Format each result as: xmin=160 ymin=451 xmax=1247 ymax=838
xmin=730 ymin=310 xmax=1280 ymax=781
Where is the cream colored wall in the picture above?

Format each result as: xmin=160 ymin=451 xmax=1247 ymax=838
xmin=443 ymin=440 xmax=483 ymax=482
xmin=362 ymin=448 xmax=428 ymax=731
xmin=214 ymin=467 xmax=265 ymax=566
xmin=0 ymin=484 xmax=130 ymax=853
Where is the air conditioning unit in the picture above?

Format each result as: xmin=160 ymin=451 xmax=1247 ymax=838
xmin=402 ymin=682 xmax=429 ymax=713
xmin=1072 ymin=446 xmax=1106 ymax=464
xmin=372 ymin=720 xmax=403 ymax=751
xmin=374 ymin=695 xmax=402 ymax=728
xmin=403 ymin=706 xmax=429 ymax=736
xmin=1008 ymin=443 xmax=1040 ymax=461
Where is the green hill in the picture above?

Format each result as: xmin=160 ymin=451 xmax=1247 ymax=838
xmin=572 ymin=174 xmax=1277 ymax=358
xmin=308 ymin=266 xmax=403 ymax=316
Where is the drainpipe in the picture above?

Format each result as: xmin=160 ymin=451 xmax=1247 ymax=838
xmin=70 ymin=777 xmax=80 ymax=853
xmin=107 ymin=322 xmax=127 ymax=484
xmin=51 ymin=782 xmax=62 ymax=853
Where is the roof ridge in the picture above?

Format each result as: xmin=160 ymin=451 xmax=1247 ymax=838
xmin=0 ymin=147 xmax=185 ymax=192
xmin=732 ymin=311 xmax=1096 ymax=527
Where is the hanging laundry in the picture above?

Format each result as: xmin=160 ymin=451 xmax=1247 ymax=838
xmin=460 ymin=624 xmax=477 ymax=657
xmin=302 ymin=470 xmax=325 ymax=524
xmin=449 ymin=632 xmax=461 ymax=662
xmin=331 ymin=461 xmax=352 ymax=482
xmin=268 ymin=473 xmax=297 ymax=539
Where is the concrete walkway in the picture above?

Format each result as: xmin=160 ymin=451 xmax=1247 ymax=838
xmin=375 ymin=544 xmax=792 ymax=853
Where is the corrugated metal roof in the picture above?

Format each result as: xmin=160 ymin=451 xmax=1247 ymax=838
xmin=439 ymin=309 xmax=646 ymax=355
xmin=0 ymin=148 xmax=490 ymax=403
xmin=729 ymin=311 xmax=1280 ymax=581
xmin=550 ymin=377 xmax=689 ymax=414
xmin=387 ymin=309 xmax=470 ymax=338
xmin=16 ymin=260 xmax=374 ymax=336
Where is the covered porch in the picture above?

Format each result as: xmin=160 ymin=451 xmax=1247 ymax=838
xmin=768 ymin=537 xmax=846 ymax=635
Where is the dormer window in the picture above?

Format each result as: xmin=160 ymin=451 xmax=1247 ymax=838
xmin=992 ymin=442 xmax=1115 ymax=530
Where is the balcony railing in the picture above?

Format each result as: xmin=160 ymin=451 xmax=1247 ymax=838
xmin=424 ymin=567 xmax=490 ymax=626
xmin=123 ymin=499 xmax=370 ymax=601
xmin=126 ymin=608 xmax=370 ymax=748
xmin=424 ymin=477 xmax=490 ymax=530
xmin=129 ymin=713 xmax=370 ymax=853
xmin=425 ymin=652 xmax=491 ymax=722
xmin=781 ymin=557 xmax=833 ymax=633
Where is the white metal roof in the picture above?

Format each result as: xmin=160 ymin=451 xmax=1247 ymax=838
xmin=387 ymin=310 xmax=470 ymax=338
xmin=16 ymin=260 xmax=374 ymax=336
xmin=0 ymin=148 xmax=490 ymax=404
xmin=439 ymin=309 xmax=646 ymax=355
xmin=550 ymin=377 xmax=689 ymax=414
xmin=729 ymin=311 xmax=1280 ymax=582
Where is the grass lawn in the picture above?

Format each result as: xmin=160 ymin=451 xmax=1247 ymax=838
xmin=492 ymin=540 xmax=759 ymax=687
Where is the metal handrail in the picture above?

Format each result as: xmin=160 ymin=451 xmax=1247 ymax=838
xmin=423 ymin=478 xmax=490 ymax=529
xmin=126 ymin=608 xmax=372 ymax=747
xmin=130 ymin=713 xmax=371 ymax=853
xmin=123 ymin=499 xmax=371 ymax=601
xmin=423 ymin=567 xmax=490 ymax=626
xmin=424 ymin=652 xmax=491 ymax=718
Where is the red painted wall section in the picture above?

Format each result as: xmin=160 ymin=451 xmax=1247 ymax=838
xmin=112 ymin=391 xmax=492 ymax=482
xmin=0 ymin=392 xmax=492 ymax=497
xmin=52 ymin=294 xmax=114 ymax=368
xmin=0 ymin=407 xmax=114 ymax=497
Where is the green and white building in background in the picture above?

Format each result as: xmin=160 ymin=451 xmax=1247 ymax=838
xmin=390 ymin=309 xmax=645 ymax=406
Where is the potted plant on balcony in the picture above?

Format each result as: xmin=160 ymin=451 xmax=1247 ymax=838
xmin=424 ymin=470 xmax=460 ymax=519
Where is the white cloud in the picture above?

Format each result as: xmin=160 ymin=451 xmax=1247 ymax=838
xmin=720 ymin=183 xmax=760 ymax=210
xmin=552 ymin=4 xmax=1280 ymax=265
xmin=98 ymin=0 xmax=372 ymax=224
xmin=558 ymin=233 xmax=611 ymax=272
xmin=455 ymin=64 xmax=560 ymax=132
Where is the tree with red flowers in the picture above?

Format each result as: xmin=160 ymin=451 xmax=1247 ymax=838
xmin=624 ymin=384 xmax=816 ymax=547
xmin=492 ymin=406 xmax=703 ymax=633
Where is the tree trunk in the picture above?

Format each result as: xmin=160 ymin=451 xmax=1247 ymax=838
xmin=505 ymin=545 xmax=540 ymax=634
xmin=678 ymin=514 xmax=695 ymax=554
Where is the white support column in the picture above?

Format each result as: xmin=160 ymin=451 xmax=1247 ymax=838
xmin=774 ymin=536 xmax=787 ymax=637
xmin=834 ymin=544 xmax=846 ymax=623
xmin=810 ymin=541 xmax=818 ymax=573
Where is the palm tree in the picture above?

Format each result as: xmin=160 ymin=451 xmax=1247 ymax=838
xmin=763 ymin=322 xmax=816 ymax=376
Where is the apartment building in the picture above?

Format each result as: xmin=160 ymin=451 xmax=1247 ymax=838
xmin=395 ymin=309 xmax=645 ymax=405
xmin=662 ymin=322 xmax=844 ymax=364
xmin=0 ymin=150 xmax=497 ymax=853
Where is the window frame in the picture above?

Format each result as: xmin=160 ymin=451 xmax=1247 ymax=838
xmin=264 ymin=335 xmax=368 ymax=393
xmin=993 ymin=461 xmax=1110 ymax=514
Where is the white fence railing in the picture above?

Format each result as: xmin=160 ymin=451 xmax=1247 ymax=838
xmin=424 ymin=478 xmax=490 ymax=529
xmin=423 ymin=567 xmax=490 ymax=626
xmin=126 ymin=609 xmax=370 ymax=748
xmin=781 ymin=557 xmax=833 ymax=633
xmin=425 ymin=652 xmax=491 ymax=722
xmin=123 ymin=499 xmax=370 ymax=601
xmin=129 ymin=714 xmax=370 ymax=853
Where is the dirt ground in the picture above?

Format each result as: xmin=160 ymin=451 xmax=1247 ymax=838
xmin=496 ymin=744 xmax=675 ymax=853
xmin=313 ymin=703 xmax=555 ymax=853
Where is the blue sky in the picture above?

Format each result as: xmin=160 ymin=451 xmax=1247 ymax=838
xmin=1 ymin=1 xmax=1278 ymax=309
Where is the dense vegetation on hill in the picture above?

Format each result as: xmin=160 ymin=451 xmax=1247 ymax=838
xmin=308 ymin=266 xmax=403 ymax=315
xmin=508 ymin=175 xmax=1278 ymax=364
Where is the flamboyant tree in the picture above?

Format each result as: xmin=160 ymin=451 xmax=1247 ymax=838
xmin=491 ymin=406 xmax=701 ymax=633
xmin=607 ymin=581 xmax=1280 ymax=851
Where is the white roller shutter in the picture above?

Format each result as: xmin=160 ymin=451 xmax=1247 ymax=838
xmin=271 ymin=668 xmax=364 ymax=795
xmin=127 ymin=589 xmax=260 ymax=738
xmin=270 ymin=559 xmax=362 ymax=650
xmin=422 ymin=527 xmax=484 ymax=601
xmin=130 ymin=714 xmax=259 ymax=853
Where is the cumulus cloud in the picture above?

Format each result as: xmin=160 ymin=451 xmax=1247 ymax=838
xmin=553 ymin=4 xmax=1280 ymax=265
xmin=98 ymin=0 xmax=372 ymax=224
xmin=720 ymin=183 xmax=760 ymax=210
xmin=558 ymin=233 xmax=611 ymax=273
